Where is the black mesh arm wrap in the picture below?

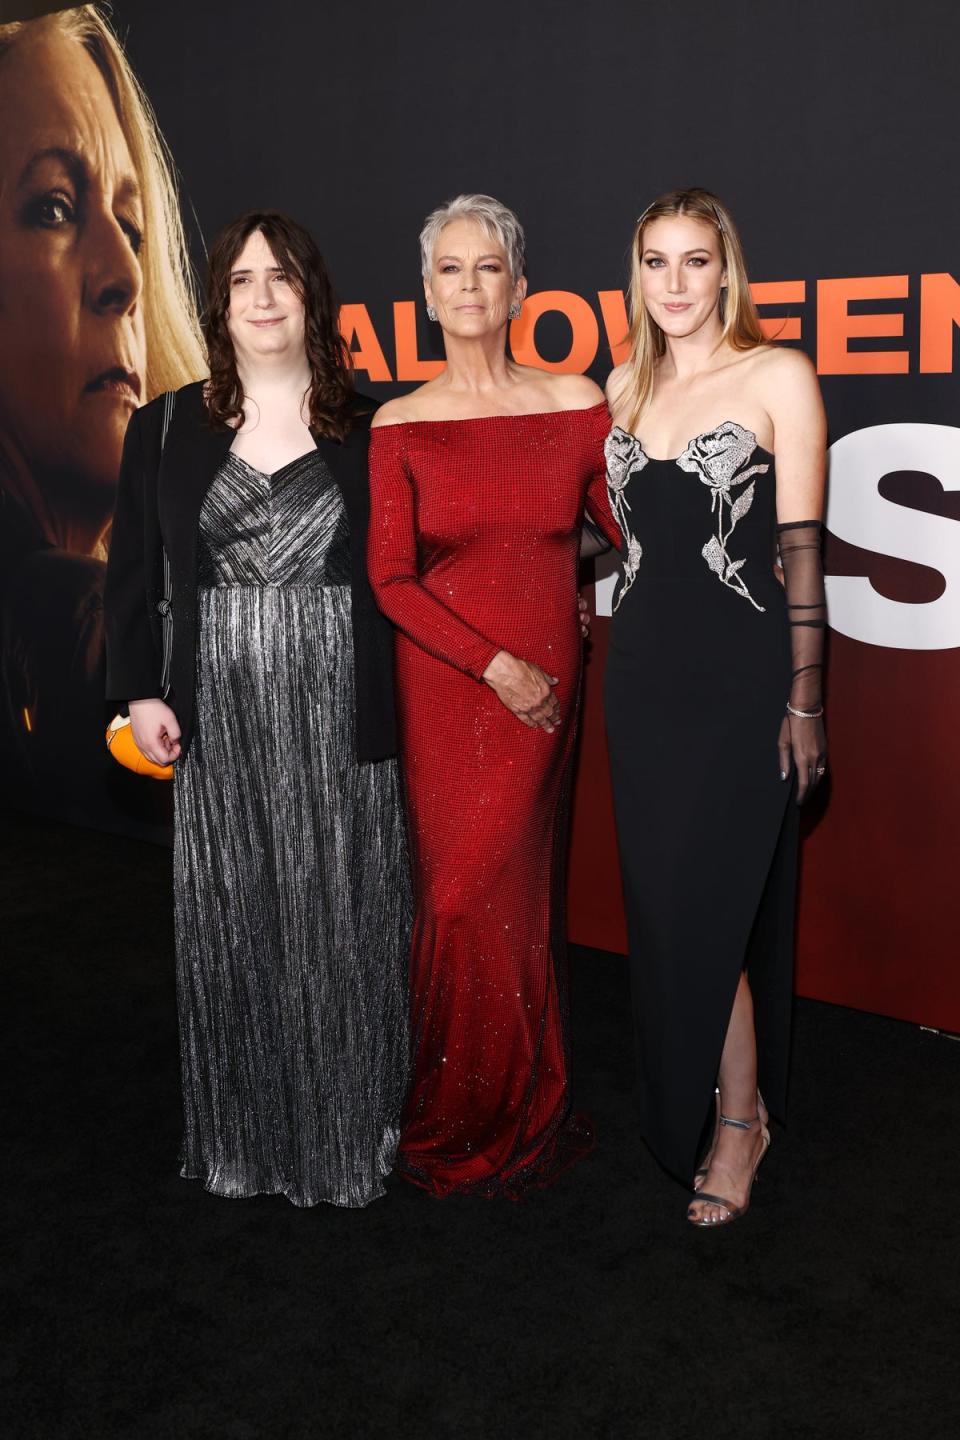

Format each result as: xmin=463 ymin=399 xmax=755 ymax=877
xmin=580 ymin=514 xmax=613 ymax=559
xmin=777 ymin=520 xmax=825 ymax=712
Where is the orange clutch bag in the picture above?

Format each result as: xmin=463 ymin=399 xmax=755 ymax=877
xmin=105 ymin=714 xmax=173 ymax=780
xmin=105 ymin=391 xmax=176 ymax=783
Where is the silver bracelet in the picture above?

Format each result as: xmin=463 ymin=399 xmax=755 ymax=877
xmin=786 ymin=702 xmax=824 ymax=719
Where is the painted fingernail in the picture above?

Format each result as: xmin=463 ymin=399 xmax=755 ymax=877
xmin=779 ymin=770 xmax=787 ymax=781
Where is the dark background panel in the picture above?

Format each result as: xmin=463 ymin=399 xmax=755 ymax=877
xmin=115 ymin=0 xmax=959 ymax=414
xmin=4 ymin=0 xmax=955 ymax=1024
xmin=113 ymin=0 xmax=960 ymax=1028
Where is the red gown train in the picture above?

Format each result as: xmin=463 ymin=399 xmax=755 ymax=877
xmin=367 ymin=402 xmax=619 ymax=1197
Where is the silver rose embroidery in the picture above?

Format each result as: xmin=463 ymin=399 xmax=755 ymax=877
xmin=677 ymin=422 xmax=770 ymax=611
xmin=604 ymin=426 xmax=649 ymax=611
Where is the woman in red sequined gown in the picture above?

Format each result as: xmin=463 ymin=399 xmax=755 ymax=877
xmin=368 ymin=195 xmax=620 ymax=1197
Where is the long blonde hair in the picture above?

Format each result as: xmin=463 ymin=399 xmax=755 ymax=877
xmin=0 ymin=5 xmax=205 ymax=400
xmin=619 ymin=188 xmax=765 ymax=435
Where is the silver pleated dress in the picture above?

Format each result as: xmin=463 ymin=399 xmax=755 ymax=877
xmin=173 ymin=449 xmax=411 ymax=1207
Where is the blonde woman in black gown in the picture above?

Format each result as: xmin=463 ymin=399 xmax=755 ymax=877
xmin=603 ymin=189 xmax=827 ymax=1226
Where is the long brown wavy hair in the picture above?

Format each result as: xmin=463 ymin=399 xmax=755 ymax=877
xmin=203 ymin=211 xmax=354 ymax=439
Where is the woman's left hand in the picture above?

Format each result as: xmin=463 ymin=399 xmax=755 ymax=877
xmin=482 ymin=650 xmax=561 ymax=731
xmin=778 ymin=713 xmax=827 ymax=804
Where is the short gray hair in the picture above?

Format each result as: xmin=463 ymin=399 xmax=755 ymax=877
xmin=419 ymin=193 xmax=526 ymax=283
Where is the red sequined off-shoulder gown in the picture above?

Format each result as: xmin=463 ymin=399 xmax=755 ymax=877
xmin=368 ymin=402 xmax=620 ymax=1197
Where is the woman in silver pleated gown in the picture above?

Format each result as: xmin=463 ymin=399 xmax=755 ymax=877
xmin=105 ymin=212 xmax=410 ymax=1207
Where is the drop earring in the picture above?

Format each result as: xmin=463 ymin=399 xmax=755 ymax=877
xmin=426 ymin=305 xmax=438 ymax=322
xmin=508 ymin=302 xmax=521 ymax=320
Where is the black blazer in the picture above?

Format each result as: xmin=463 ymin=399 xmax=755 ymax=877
xmin=104 ymin=380 xmax=396 ymax=762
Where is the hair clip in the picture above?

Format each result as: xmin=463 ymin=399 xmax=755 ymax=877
xmin=635 ymin=199 xmax=725 ymax=234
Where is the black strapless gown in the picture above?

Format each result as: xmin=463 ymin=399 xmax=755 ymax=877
xmin=603 ymin=421 xmax=797 ymax=1184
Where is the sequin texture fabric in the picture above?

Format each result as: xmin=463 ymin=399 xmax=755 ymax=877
xmin=368 ymin=403 xmax=620 ymax=1197
xmin=174 ymin=450 xmax=411 ymax=1208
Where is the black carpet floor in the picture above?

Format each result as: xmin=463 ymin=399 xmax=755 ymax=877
xmin=3 ymin=811 xmax=958 ymax=1440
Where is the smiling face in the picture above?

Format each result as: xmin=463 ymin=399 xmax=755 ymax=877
xmin=0 ymin=28 xmax=146 ymax=517
xmin=424 ymin=217 xmax=525 ymax=339
xmin=638 ymin=213 xmax=726 ymax=341
xmin=225 ymin=228 xmax=307 ymax=369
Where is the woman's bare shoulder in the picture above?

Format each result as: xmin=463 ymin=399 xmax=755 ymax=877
xmin=748 ymin=345 xmax=825 ymax=451
xmin=369 ymin=383 xmax=441 ymax=428
xmin=370 ymin=397 xmax=409 ymax=429
xmin=750 ymin=343 xmax=817 ymax=386
xmin=751 ymin=345 xmax=822 ymax=419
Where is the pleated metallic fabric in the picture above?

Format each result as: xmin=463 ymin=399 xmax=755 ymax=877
xmin=173 ymin=450 xmax=411 ymax=1208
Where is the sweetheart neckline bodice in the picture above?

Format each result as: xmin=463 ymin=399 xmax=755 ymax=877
xmin=609 ymin=420 xmax=774 ymax=465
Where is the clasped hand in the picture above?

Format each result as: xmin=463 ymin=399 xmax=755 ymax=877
xmin=129 ymin=697 xmax=182 ymax=765
xmin=483 ymin=651 xmax=560 ymax=732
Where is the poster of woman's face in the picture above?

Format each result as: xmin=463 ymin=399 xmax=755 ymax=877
xmin=0 ymin=19 xmax=146 ymax=547
xmin=0 ymin=5 xmax=203 ymax=831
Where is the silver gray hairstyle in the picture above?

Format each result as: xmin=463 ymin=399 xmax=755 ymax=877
xmin=419 ymin=193 xmax=526 ymax=283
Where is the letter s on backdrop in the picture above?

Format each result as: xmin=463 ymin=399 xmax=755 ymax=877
xmin=825 ymin=424 xmax=960 ymax=651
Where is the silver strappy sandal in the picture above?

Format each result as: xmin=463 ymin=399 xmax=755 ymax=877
xmin=693 ymin=1089 xmax=768 ymax=1192
xmin=688 ymin=1112 xmax=770 ymax=1226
